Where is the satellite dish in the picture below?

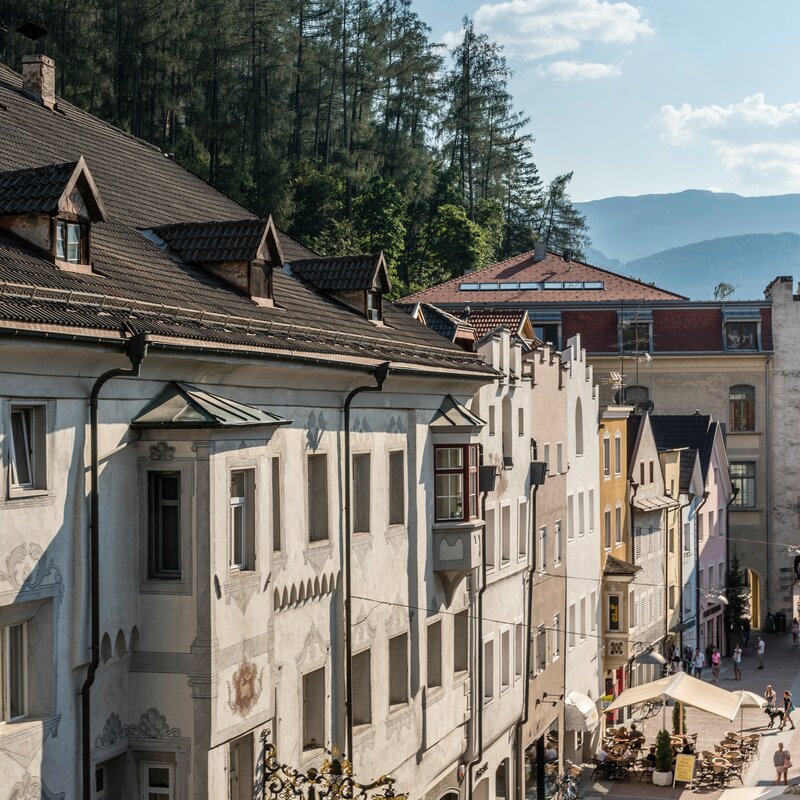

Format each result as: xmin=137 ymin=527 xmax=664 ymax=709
xmin=643 ymin=400 xmax=655 ymax=413
xmin=613 ymin=389 xmax=624 ymax=405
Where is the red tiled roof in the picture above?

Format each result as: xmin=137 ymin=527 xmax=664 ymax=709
xmin=465 ymin=308 xmax=528 ymax=339
xmin=400 ymin=250 xmax=686 ymax=304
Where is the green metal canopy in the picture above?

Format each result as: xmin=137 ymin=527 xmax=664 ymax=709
xmin=132 ymin=381 xmax=290 ymax=428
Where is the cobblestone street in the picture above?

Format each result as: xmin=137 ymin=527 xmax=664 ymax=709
xmin=582 ymin=631 xmax=800 ymax=800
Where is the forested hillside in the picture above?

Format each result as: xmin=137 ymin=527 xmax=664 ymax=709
xmin=0 ymin=2 xmax=588 ymax=296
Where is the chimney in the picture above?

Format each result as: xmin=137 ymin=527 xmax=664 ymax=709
xmin=563 ymin=248 xmax=573 ymax=263
xmin=21 ymin=54 xmax=56 ymax=109
xmin=533 ymin=241 xmax=547 ymax=262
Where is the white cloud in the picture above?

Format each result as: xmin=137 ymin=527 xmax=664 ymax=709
xmin=653 ymin=94 xmax=800 ymax=190
xmin=442 ymin=0 xmax=652 ymax=60
xmin=538 ymin=60 xmax=622 ymax=80
xmin=655 ymin=93 xmax=800 ymax=145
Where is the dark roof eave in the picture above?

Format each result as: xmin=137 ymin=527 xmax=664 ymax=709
xmin=131 ymin=418 xmax=291 ymax=429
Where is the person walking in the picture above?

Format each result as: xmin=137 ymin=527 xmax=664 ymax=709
xmin=683 ymin=644 xmax=693 ymax=673
xmin=766 ymin=684 xmax=778 ymax=707
xmin=774 ymin=742 xmax=791 ymax=785
xmin=693 ymin=648 xmax=705 ymax=679
xmin=757 ymin=636 xmax=766 ymax=669
xmin=711 ymin=646 xmax=721 ymax=681
xmin=780 ymin=690 xmax=796 ymax=731
xmin=733 ymin=644 xmax=743 ymax=680
xmin=792 ymin=618 xmax=799 ymax=647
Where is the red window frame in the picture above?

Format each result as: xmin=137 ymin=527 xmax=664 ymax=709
xmin=433 ymin=444 xmax=479 ymax=522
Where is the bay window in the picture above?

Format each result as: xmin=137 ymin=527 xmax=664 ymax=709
xmin=434 ymin=444 xmax=479 ymax=522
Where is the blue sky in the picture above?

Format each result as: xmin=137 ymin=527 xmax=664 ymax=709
xmin=413 ymin=1 xmax=800 ymax=201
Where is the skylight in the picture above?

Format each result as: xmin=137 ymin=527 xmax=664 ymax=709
xmin=459 ymin=281 xmax=604 ymax=292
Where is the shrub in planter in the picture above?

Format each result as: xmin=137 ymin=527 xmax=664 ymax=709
xmin=672 ymin=702 xmax=685 ymax=735
xmin=653 ymin=728 xmax=674 ymax=786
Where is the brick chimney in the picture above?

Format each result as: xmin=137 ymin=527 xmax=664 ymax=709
xmin=21 ymin=54 xmax=56 ymax=109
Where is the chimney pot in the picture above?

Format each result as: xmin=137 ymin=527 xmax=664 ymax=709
xmin=21 ymin=54 xmax=56 ymax=109
xmin=533 ymin=241 xmax=547 ymax=262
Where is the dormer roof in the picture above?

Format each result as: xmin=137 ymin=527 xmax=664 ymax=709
xmin=430 ymin=394 xmax=485 ymax=430
xmin=0 ymin=156 xmax=106 ymax=221
xmin=152 ymin=215 xmax=283 ymax=265
xmin=413 ymin=303 xmax=476 ymax=344
xmin=290 ymin=252 xmax=390 ymax=293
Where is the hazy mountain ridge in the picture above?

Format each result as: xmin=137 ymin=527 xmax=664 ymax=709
xmin=576 ymin=190 xmax=800 ymax=300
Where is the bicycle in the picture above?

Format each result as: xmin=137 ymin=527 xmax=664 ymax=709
xmin=556 ymin=761 xmax=582 ymax=800
xmin=633 ymin=699 xmax=662 ymax=720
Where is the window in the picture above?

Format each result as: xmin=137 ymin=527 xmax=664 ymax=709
xmin=622 ymin=321 xmax=650 ymax=352
xmin=578 ymin=491 xmax=585 ymax=536
xmin=389 ymin=633 xmax=409 ymax=705
xmin=615 ymin=506 xmax=622 ymax=544
xmin=389 ymin=450 xmax=405 ymax=525
xmin=366 ymin=290 xmax=382 ymax=322
xmin=639 ymin=463 xmax=645 ymax=486
xmin=580 ymin=597 xmax=586 ymax=641
xmin=634 ymin=526 xmax=642 ymax=560
xmin=731 ymin=462 xmax=756 ymax=507
xmin=518 ymin=407 xmax=525 ymax=437
xmin=55 ymin=219 xmax=86 ymax=264
xmin=1 ymin=623 xmax=26 ymax=721
xmin=649 ymin=461 xmax=654 ymax=484
xmin=648 ymin=525 xmax=654 ymax=555
xmin=669 ymin=524 xmax=675 ymax=554
xmin=590 ymin=591 xmax=597 ymax=632
xmin=554 ymin=520 xmax=562 ymax=563
xmin=567 ymin=495 xmax=575 ymax=540
xmin=483 ymin=639 xmax=495 ymax=702
xmin=502 ymin=397 xmax=513 ymax=466
xmin=708 ymin=564 xmax=715 ymax=591
xmin=303 ymin=668 xmax=325 ymax=749
xmin=607 ymin=595 xmax=620 ymax=632
xmin=553 ymin=614 xmax=561 ymax=659
xmin=683 ymin=522 xmax=691 ymax=554
xmin=725 ymin=321 xmax=758 ymax=351
xmin=515 ymin=623 xmax=524 ymax=678
xmin=537 ymin=526 xmax=547 ymax=572
xmin=698 ymin=569 xmax=704 ymax=594
xmin=489 ymin=406 xmax=496 ymax=435
xmin=229 ymin=734 xmax=254 ymax=800
xmin=669 ymin=585 xmax=677 ymax=611
xmin=501 ymin=505 xmax=511 ymax=564
xmin=352 ymin=453 xmax=371 ymax=533
xmin=427 ymin=623 xmax=442 ymax=689
xmin=604 ymin=510 xmax=612 ymax=549
xmin=454 ymin=611 xmax=469 ymax=673
xmin=534 ymin=323 xmax=560 ymax=348
xmin=230 ymin=470 xmax=255 ymax=570
xmin=568 ymin=604 xmax=576 ymax=648
xmin=271 ymin=457 xmax=282 ymax=551
xmin=496 ymin=760 xmax=509 ymax=800
xmin=537 ymin=625 xmax=547 ymax=672
xmin=148 ymin=472 xmax=181 ymax=579
xmin=719 ymin=560 xmax=725 ymax=590
xmin=543 ymin=444 xmax=551 ymax=474
xmin=629 ymin=591 xmax=636 ymax=628
xmin=518 ymin=499 xmax=528 ymax=557
xmin=501 ymin=630 xmax=511 ymax=690
xmin=729 ymin=385 xmax=755 ymax=432
xmin=353 ymin=650 xmax=372 ymax=725
xmin=141 ymin=764 xmax=174 ymax=800
xmin=588 ymin=490 xmax=595 ymax=532
xmin=434 ymin=445 xmax=478 ymax=522
xmin=698 ymin=513 xmax=704 ymax=541
xmin=556 ymin=442 xmax=564 ymax=473
xmin=308 ymin=454 xmax=329 ymax=541
xmin=709 ymin=509 xmax=715 ymax=538
xmin=486 ymin=508 xmax=496 ymax=569
xmin=575 ymin=398 xmax=584 ymax=456
xmin=603 ymin=438 xmax=611 ymax=477
xmin=8 ymin=405 xmax=45 ymax=491
xmin=614 ymin=436 xmax=621 ymax=475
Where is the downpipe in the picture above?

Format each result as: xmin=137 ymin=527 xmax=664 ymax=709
xmin=81 ymin=332 xmax=149 ymax=800
xmin=693 ymin=491 xmax=710 ymax=653
xmin=343 ymin=362 xmax=390 ymax=764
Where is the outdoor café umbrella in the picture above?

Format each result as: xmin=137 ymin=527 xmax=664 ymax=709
xmin=605 ymin=672 xmax=743 ymax=729
xmin=732 ymin=689 xmax=767 ymax=732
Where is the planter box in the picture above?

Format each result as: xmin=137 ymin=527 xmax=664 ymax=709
xmin=652 ymin=770 xmax=673 ymax=787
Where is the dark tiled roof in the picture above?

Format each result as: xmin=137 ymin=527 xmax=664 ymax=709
xmin=466 ymin=308 xmax=529 ymax=339
xmin=419 ymin=304 xmax=474 ymax=342
xmin=604 ymin=554 xmax=641 ymax=576
xmin=650 ymin=415 xmax=715 ymax=479
xmin=0 ymin=160 xmax=77 ymax=215
xmin=290 ymin=253 xmax=388 ymax=291
xmin=400 ymin=250 xmax=686 ymax=304
xmin=679 ymin=449 xmax=698 ymax=493
xmin=0 ymin=63 xmax=491 ymax=376
xmin=153 ymin=219 xmax=269 ymax=263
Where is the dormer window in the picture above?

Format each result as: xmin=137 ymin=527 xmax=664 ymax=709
xmin=0 ymin=157 xmax=106 ymax=274
xmin=366 ymin=290 xmax=382 ymax=322
xmin=55 ymin=220 xmax=86 ymax=264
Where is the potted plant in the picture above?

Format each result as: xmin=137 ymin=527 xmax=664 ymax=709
xmin=652 ymin=728 xmax=674 ymax=786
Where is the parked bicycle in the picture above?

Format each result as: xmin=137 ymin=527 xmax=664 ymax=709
xmin=556 ymin=761 xmax=582 ymax=800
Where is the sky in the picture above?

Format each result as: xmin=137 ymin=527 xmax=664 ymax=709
xmin=412 ymin=0 xmax=800 ymax=201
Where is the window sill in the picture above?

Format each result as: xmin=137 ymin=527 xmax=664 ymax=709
xmin=730 ymin=506 xmax=759 ymax=512
xmin=388 ymin=701 xmax=410 ymax=715
xmin=7 ymin=486 xmax=48 ymax=499
xmin=140 ymin=577 xmax=191 ymax=596
xmin=306 ymin=538 xmax=332 ymax=549
xmin=302 ymin=746 xmax=325 ymax=761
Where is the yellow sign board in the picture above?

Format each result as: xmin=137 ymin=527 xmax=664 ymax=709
xmin=673 ymin=754 xmax=696 ymax=785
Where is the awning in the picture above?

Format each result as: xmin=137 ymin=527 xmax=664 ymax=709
xmin=564 ymin=691 xmax=599 ymax=733
xmin=605 ymin=672 xmax=743 ymax=721
xmin=732 ymin=690 xmax=767 ymax=709
xmin=633 ymin=495 xmax=678 ymax=511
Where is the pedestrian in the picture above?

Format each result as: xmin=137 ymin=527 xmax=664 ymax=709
xmin=780 ymin=690 xmax=796 ymax=731
xmin=792 ymin=618 xmax=800 ymax=647
xmin=774 ymin=742 xmax=791 ymax=785
xmin=757 ymin=636 xmax=766 ymax=669
xmin=711 ymin=646 xmax=721 ymax=681
xmin=683 ymin=644 xmax=693 ymax=673
xmin=766 ymin=684 xmax=777 ymax=707
xmin=733 ymin=644 xmax=742 ymax=680
xmin=743 ymin=620 xmax=751 ymax=647
xmin=693 ymin=647 xmax=705 ymax=679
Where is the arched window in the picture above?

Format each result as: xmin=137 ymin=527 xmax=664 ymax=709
xmin=729 ymin=385 xmax=755 ymax=431
xmin=575 ymin=397 xmax=584 ymax=456
xmin=495 ymin=760 xmax=509 ymax=800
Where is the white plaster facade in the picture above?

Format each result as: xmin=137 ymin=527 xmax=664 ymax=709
xmin=562 ymin=335 xmax=601 ymax=761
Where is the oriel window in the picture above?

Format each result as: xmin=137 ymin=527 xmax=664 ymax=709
xmin=434 ymin=444 xmax=478 ymax=522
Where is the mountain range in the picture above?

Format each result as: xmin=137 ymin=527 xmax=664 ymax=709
xmin=576 ymin=190 xmax=800 ymax=300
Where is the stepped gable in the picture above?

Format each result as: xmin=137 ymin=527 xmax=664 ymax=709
xmin=0 ymin=62 xmax=492 ymax=377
